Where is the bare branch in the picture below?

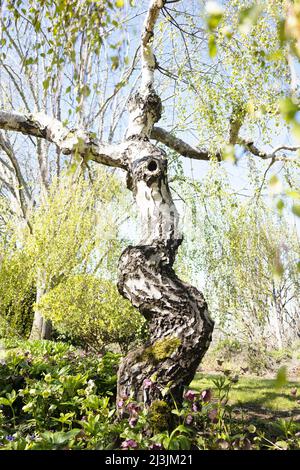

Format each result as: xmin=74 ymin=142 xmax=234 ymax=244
xmin=0 ymin=110 xmax=128 ymax=169
xmin=239 ymin=138 xmax=300 ymax=163
xmin=151 ymin=126 xmax=213 ymax=161
xmin=151 ymin=126 xmax=299 ymax=165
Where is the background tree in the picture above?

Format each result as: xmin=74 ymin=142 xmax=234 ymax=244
xmin=175 ymin=164 xmax=300 ymax=350
xmin=0 ymin=0 xmax=136 ymax=338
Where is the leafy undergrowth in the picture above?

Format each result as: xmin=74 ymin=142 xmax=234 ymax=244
xmin=0 ymin=339 xmax=299 ymax=450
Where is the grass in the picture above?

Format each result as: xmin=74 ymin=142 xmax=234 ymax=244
xmin=191 ymin=373 xmax=299 ymax=413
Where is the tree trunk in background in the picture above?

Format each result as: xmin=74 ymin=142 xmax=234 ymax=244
xmin=29 ymin=310 xmax=52 ymax=340
xmin=29 ymin=271 xmax=52 ymax=340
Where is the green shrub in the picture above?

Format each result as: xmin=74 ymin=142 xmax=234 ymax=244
xmin=1 ymin=286 xmax=35 ymax=338
xmin=0 ymin=249 xmax=34 ymax=339
xmin=37 ymin=274 xmax=145 ymax=353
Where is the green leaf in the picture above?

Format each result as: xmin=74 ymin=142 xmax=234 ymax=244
xmin=276 ymin=199 xmax=284 ymax=213
xmin=111 ymin=55 xmax=120 ymax=70
xmin=0 ymin=397 xmax=10 ymax=406
xmin=269 ymin=175 xmax=282 ymax=195
xmin=279 ymin=98 xmax=299 ymax=123
xmin=286 ymin=189 xmax=300 ymax=199
xmin=292 ymin=204 xmax=300 ymax=217
xmin=42 ymin=78 xmax=50 ymax=91
xmin=275 ymin=366 xmax=287 ymax=389
xmin=208 ymin=35 xmax=217 ymax=58
xmin=275 ymin=440 xmax=288 ymax=450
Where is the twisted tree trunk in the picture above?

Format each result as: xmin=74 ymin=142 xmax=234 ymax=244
xmin=116 ymin=1 xmax=214 ymax=404
xmin=116 ymin=94 xmax=214 ymax=404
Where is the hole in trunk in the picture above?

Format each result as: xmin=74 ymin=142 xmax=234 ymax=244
xmin=148 ymin=160 xmax=158 ymax=172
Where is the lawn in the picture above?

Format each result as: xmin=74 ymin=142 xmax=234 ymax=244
xmin=191 ymin=373 xmax=299 ymax=415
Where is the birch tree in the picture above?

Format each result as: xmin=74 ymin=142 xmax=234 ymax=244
xmin=0 ymin=0 xmax=134 ymax=339
xmin=1 ymin=0 xmax=299 ymax=404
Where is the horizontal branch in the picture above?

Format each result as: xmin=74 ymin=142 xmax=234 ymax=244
xmin=151 ymin=126 xmax=213 ymax=161
xmin=0 ymin=111 xmax=127 ymax=169
xmin=151 ymin=126 xmax=299 ymax=165
xmin=238 ymin=138 xmax=300 ymax=162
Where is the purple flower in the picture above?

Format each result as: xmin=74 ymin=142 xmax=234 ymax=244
xmin=184 ymin=390 xmax=197 ymax=402
xmin=208 ymin=408 xmax=218 ymax=423
xmin=129 ymin=416 xmax=138 ymax=428
xmin=149 ymin=443 xmax=162 ymax=450
xmin=121 ymin=439 xmax=138 ymax=449
xmin=143 ymin=379 xmax=153 ymax=389
xmin=192 ymin=402 xmax=200 ymax=412
xmin=117 ymin=399 xmax=124 ymax=408
xmin=201 ymin=389 xmax=212 ymax=402
xmin=127 ymin=402 xmax=140 ymax=415
xmin=185 ymin=414 xmax=193 ymax=425
xmin=6 ymin=435 xmax=14 ymax=442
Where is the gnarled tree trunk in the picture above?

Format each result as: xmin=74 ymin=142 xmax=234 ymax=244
xmin=116 ymin=0 xmax=214 ymax=404
xmin=116 ymin=96 xmax=214 ymax=404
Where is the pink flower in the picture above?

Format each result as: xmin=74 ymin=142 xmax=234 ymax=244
xmin=121 ymin=439 xmax=138 ymax=449
xmin=208 ymin=408 xmax=218 ymax=423
xmin=201 ymin=389 xmax=212 ymax=402
xmin=117 ymin=399 xmax=124 ymax=408
xmin=149 ymin=443 xmax=162 ymax=450
xmin=192 ymin=402 xmax=200 ymax=412
xmin=143 ymin=379 xmax=153 ymax=389
xmin=129 ymin=416 xmax=138 ymax=428
xmin=185 ymin=414 xmax=193 ymax=425
xmin=127 ymin=402 xmax=140 ymax=415
xmin=184 ymin=390 xmax=197 ymax=402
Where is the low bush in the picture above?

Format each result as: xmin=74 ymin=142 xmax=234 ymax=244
xmin=37 ymin=275 xmax=146 ymax=353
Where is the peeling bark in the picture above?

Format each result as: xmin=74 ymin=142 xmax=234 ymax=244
xmin=117 ymin=93 xmax=214 ymax=404
xmin=0 ymin=111 xmax=128 ymax=169
xmin=115 ymin=0 xmax=214 ymax=404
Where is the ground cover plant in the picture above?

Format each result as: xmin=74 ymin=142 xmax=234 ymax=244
xmin=0 ymin=340 xmax=299 ymax=451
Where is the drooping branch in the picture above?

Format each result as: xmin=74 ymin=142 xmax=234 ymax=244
xmin=0 ymin=111 xmax=128 ymax=169
xmin=0 ymin=131 xmax=33 ymax=230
